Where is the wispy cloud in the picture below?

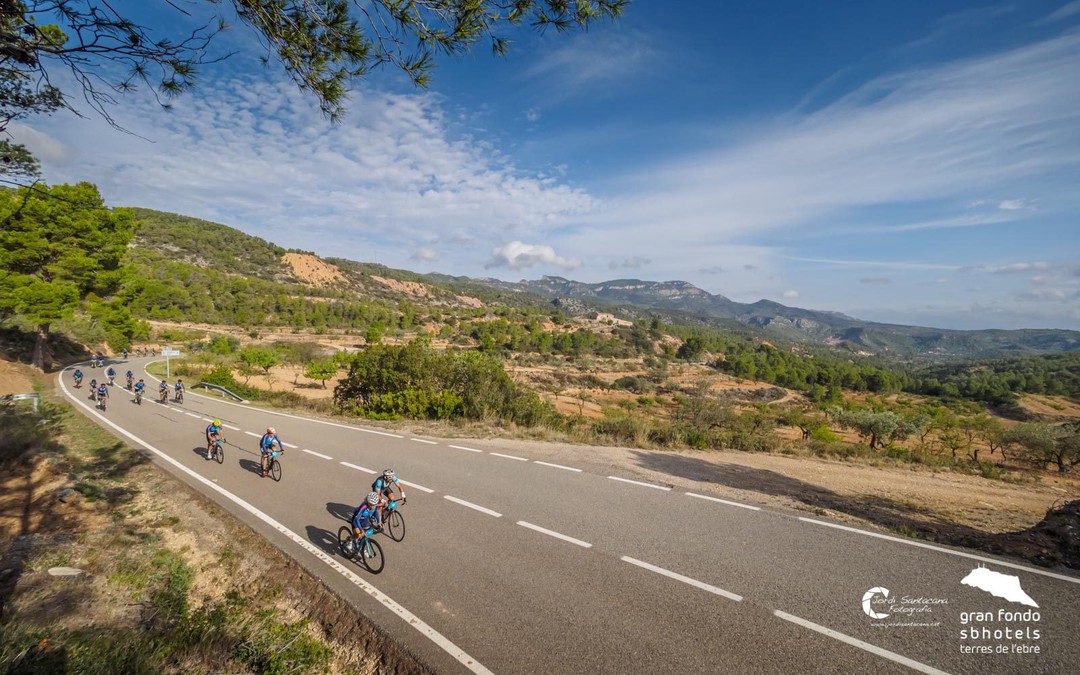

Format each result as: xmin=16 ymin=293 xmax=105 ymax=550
xmin=600 ymin=32 xmax=1080 ymax=241
xmin=609 ymin=256 xmax=650 ymax=270
xmin=787 ymin=257 xmax=960 ymax=271
xmin=859 ymin=276 xmax=893 ymax=284
xmin=486 ymin=241 xmax=580 ymax=270
xmin=410 ymin=247 xmax=439 ymax=262
xmin=997 ymin=199 xmax=1026 ymax=210
xmin=992 ymin=262 xmax=1053 ymax=274
xmin=21 ymin=78 xmax=594 ymax=269
xmin=782 ymin=290 xmax=801 ymax=300
xmin=1040 ymin=1 xmax=1080 ymax=23
xmin=523 ymin=29 xmax=655 ymax=99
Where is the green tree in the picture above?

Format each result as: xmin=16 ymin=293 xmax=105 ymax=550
xmin=238 ymin=346 xmax=280 ymax=381
xmin=1004 ymin=423 xmax=1080 ymax=474
xmin=304 ymin=358 xmax=338 ymax=389
xmin=676 ymin=335 xmax=706 ymax=362
xmin=0 ymin=182 xmax=134 ymax=369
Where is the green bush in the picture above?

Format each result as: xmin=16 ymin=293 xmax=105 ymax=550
xmin=809 ymin=425 xmax=839 ymax=443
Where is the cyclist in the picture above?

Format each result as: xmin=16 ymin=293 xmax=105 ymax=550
xmin=371 ymin=468 xmax=406 ymax=523
xmin=205 ymin=419 xmax=224 ymax=460
xmin=88 ymin=378 xmax=98 ymax=399
xmin=121 ymin=348 xmax=128 ymax=359
xmin=96 ymin=381 xmax=110 ymax=408
xmin=259 ymin=427 xmax=283 ymax=477
xmin=125 ymin=370 xmax=134 ymax=390
xmin=173 ymin=378 xmax=185 ymax=403
xmin=73 ymin=369 xmax=83 ymax=388
xmin=106 ymin=366 xmax=116 ymax=385
xmin=134 ymin=378 xmax=146 ymax=403
xmin=349 ymin=492 xmax=384 ymax=549
xmin=158 ymin=380 xmax=169 ymax=403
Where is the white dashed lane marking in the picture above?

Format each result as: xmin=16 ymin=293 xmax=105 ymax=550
xmin=621 ymin=556 xmax=742 ymax=602
xmin=341 ymin=462 xmax=377 ymax=474
xmin=411 ymin=438 xmax=437 ymax=445
xmin=448 ymin=445 xmax=483 ymax=453
xmin=608 ymin=476 xmax=670 ymax=491
xmin=686 ymin=492 xmax=760 ymax=511
xmin=490 ymin=452 xmax=527 ymax=462
xmin=517 ymin=521 xmax=592 ymax=548
xmin=534 ymin=461 xmax=582 ymax=473
xmin=444 ymin=496 xmax=502 ymax=517
xmin=302 ymin=449 xmax=333 ymax=460
xmin=399 ymin=479 xmax=434 ymax=494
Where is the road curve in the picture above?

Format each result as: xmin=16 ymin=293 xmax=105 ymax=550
xmin=59 ymin=358 xmax=1080 ymax=674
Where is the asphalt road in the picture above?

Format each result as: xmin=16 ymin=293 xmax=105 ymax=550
xmin=60 ymin=358 xmax=1080 ymax=674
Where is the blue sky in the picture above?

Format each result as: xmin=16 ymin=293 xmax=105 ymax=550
xmin=16 ymin=1 xmax=1080 ymax=330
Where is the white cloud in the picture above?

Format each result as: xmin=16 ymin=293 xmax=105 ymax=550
xmin=410 ymin=247 xmax=439 ymax=262
xmin=608 ymin=256 xmax=650 ymax=270
xmin=859 ymin=276 xmax=893 ymax=284
xmin=1041 ymin=1 xmax=1080 ymax=23
xmin=782 ymin=290 xmax=800 ymax=300
xmin=598 ymin=32 xmax=1080 ymax=242
xmin=524 ymin=30 xmax=655 ymax=100
xmin=1018 ymin=288 xmax=1070 ymax=302
xmin=992 ymin=262 xmax=1053 ymax=274
xmin=6 ymin=123 xmax=73 ymax=163
xmin=997 ymin=199 xmax=1026 ymax=210
xmin=486 ymin=241 xmax=580 ymax=270
xmin=27 ymin=77 xmax=595 ymax=269
xmin=787 ymin=257 xmax=960 ymax=271
xmin=525 ymin=108 xmax=541 ymax=123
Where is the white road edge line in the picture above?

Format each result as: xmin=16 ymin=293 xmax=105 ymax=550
xmin=399 ymin=479 xmax=434 ymax=494
xmin=516 ymin=521 xmax=592 ymax=548
xmin=448 ymin=445 xmax=483 ymax=453
xmin=302 ymin=449 xmax=333 ymax=460
xmin=341 ymin=462 xmax=377 ymax=474
xmin=773 ymin=611 xmax=949 ymax=675
xmin=143 ymin=361 xmax=405 ymax=438
xmin=244 ymin=431 xmax=261 ymax=438
xmin=621 ymin=556 xmax=742 ymax=602
xmin=686 ymin=492 xmax=760 ymax=511
xmin=223 ymin=424 xmax=241 ymax=431
xmin=444 ymin=496 xmax=502 ymax=517
xmin=490 ymin=452 xmax=528 ymax=462
xmin=534 ymin=461 xmax=582 ymax=473
xmin=799 ymin=517 xmax=1080 ymax=584
xmin=607 ymin=476 xmax=671 ymax=491
xmin=411 ymin=438 xmax=437 ymax=445
xmin=282 ymin=442 xmax=298 ymax=449
xmin=58 ymin=371 xmax=492 ymax=675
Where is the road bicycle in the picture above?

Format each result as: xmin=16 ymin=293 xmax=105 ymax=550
xmin=383 ymin=498 xmax=406 ymax=542
xmin=207 ymin=437 xmax=225 ymax=464
xmin=134 ymin=389 xmax=143 ymax=405
xmin=158 ymin=388 xmax=168 ymax=405
xmin=262 ymin=450 xmax=282 ymax=481
xmin=96 ymin=396 xmax=107 ymax=411
xmin=126 ymin=376 xmax=133 ymax=390
xmin=337 ymin=526 xmax=384 ymax=574
xmin=173 ymin=389 xmax=184 ymax=404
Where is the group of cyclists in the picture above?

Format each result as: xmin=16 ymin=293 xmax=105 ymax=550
xmin=74 ymin=351 xmax=407 ymax=568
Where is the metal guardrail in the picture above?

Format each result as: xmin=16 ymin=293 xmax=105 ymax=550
xmin=192 ymin=383 xmax=247 ymax=403
xmin=1 ymin=393 xmax=41 ymax=411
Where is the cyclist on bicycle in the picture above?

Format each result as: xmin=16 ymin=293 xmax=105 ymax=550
xmin=121 ymin=348 xmax=128 ymax=359
xmin=134 ymin=378 xmax=146 ymax=402
xmin=205 ymin=419 xmax=224 ymax=460
xmin=73 ymin=369 xmax=83 ymax=388
xmin=350 ymin=492 xmax=383 ymax=547
xmin=125 ymin=370 xmax=134 ymax=389
xmin=371 ymin=468 xmax=406 ymax=523
xmin=158 ymin=380 xmax=169 ymax=403
xmin=259 ymin=427 xmax=283 ymax=477
xmin=88 ymin=378 xmax=98 ymax=399
xmin=96 ymin=382 xmax=109 ymax=407
xmin=106 ymin=366 xmax=116 ymax=385
xmin=174 ymin=378 xmax=185 ymax=402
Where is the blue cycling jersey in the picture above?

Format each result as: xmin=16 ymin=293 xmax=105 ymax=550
xmin=260 ymin=433 xmax=280 ymax=452
xmin=134 ymin=383 xmax=145 ymax=392
xmin=97 ymin=385 xmax=108 ymax=396
xmin=206 ymin=423 xmax=222 ymax=436
xmin=352 ymin=503 xmax=379 ymax=531
xmin=371 ymin=476 xmax=400 ymax=493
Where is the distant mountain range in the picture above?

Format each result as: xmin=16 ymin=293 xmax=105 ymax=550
xmin=425 ymin=274 xmax=1080 ymax=362
xmin=127 ymin=207 xmax=1080 ymax=362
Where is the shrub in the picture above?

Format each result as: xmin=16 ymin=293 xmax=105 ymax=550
xmin=810 ymin=425 xmax=839 ymax=443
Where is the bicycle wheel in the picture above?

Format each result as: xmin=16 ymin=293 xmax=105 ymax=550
xmin=361 ymin=537 xmax=384 ymax=574
xmin=386 ymin=509 xmax=405 ymax=542
xmin=214 ymin=443 xmax=224 ymax=464
xmin=269 ymin=458 xmax=281 ymax=482
xmin=337 ymin=526 xmax=357 ymax=559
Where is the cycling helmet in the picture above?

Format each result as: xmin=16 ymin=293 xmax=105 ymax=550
xmin=266 ymin=427 xmax=275 ymax=434
xmin=383 ymin=468 xmax=395 ymax=478
xmin=366 ymin=491 xmax=381 ymax=506
xmin=213 ymin=419 xmax=221 ymax=426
